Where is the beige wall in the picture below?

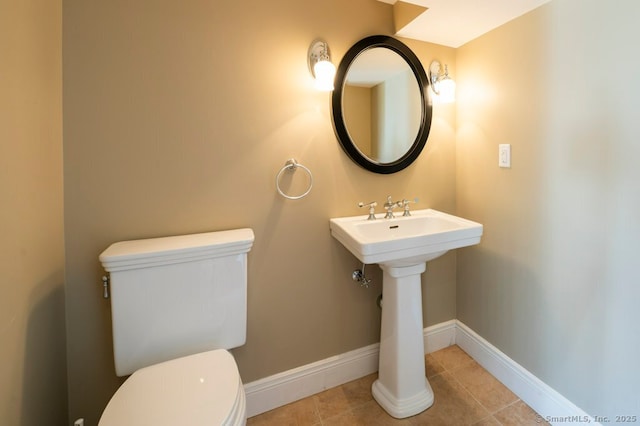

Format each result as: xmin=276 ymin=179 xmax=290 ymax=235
xmin=11 ymin=0 xmax=635 ymax=422
xmin=63 ymin=0 xmax=457 ymax=422
xmin=0 ymin=0 xmax=67 ymax=424
xmin=456 ymin=0 xmax=640 ymax=418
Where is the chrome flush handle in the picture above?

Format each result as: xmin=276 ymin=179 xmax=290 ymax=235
xmin=102 ymin=275 xmax=110 ymax=299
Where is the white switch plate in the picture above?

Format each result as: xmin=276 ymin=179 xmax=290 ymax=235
xmin=499 ymin=144 xmax=511 ymax=168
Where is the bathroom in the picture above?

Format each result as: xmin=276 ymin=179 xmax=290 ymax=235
xmin=2 ymin=0 xmax=639 ymax=424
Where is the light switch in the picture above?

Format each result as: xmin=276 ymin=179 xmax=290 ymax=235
xmin=499 ymin=144 xmax=511 ymax=168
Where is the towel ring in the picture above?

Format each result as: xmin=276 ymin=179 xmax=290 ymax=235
xmin=276 ymin=159 xmax=313 ymax=200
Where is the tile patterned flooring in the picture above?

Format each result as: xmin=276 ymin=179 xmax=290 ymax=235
xmin=247 ymin=345 xmax=547 ymax=426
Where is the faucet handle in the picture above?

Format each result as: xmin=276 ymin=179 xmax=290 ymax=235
xmin=358 ymin=201 xmax=378 ymax=220
xmin=401 ymin=197 xmax=419 ymax=216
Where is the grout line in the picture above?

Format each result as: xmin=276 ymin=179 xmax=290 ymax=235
xmin=492 ymin=398 xmax=525 ymax=416
xmin=439 ymin=346 xmax=513 ymax=422
xmin=446 ymin=365 xmax=494 ymax=421
xmin=311 ymin=392 xmax=322 ymax=426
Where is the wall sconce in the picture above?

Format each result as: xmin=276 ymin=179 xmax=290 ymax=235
xmin=308 ymin=39 xmax=336 ymax=91
xmin=429 ymin=60 xmax=456 ymax=103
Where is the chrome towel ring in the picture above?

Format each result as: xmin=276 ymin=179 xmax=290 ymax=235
xmin=276 ymin=158 xmax=313 ymax=200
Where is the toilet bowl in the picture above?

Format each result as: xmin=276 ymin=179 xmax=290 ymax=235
xmin=99 ymin=350 xmax=245 ymax=425
xmin=98 ymin=229 xmax=254 ymax=425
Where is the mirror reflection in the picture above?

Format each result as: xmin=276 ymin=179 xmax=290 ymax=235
xmin=342 ymin=48 xmax=422 ymax=164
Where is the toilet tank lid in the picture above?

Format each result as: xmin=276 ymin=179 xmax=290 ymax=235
xmin=99 ymin=228 xmax=254 ymax=272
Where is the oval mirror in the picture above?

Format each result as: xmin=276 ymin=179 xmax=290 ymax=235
xmin=332 ymin=35 xmax=432 ymax=174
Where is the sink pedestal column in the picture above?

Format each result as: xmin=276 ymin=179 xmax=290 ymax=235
xmin=372 ymin=262 xmax=434 ymax=419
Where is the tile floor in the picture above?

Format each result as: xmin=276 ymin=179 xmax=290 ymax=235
xmin=247 ymin=345 xmax=547 ymax=425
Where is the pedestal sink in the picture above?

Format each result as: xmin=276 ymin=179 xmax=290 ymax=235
xmin=330 ymin=209 xmax=483 ymax=418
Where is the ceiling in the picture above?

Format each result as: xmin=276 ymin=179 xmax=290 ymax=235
xmin=378 ymin=0 xmax=550 ymax=47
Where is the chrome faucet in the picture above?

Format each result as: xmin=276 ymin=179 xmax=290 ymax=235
xmin=383 ymin=196 xmax=401 ymax=219
xmin=358 ymin=201 xmax=378 ymax=220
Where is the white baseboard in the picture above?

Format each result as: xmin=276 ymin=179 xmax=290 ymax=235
xmin=244 ymin=319 xmax=592 ymax=424
xmin=244 ymin=320 xmax=456 ymax=417
xmin=243 ymin=343 xmax=379 ymax=418
xmin=455 ymin=321 xmax=596 ymax=426
xmin=423 ymin=319 xmax=457 ymax=353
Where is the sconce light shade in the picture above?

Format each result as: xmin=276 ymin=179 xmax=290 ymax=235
xmin=308 ymin=39 xmax=336 ymax=91
xmin=429 ymin=60 xmax=456 ymax=103
xmin=437 ymin=73 xmax=456 ymax=103
xmin=313 ymin=59 xmax=336 ymax=91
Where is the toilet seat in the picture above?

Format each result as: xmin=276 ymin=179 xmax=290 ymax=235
xmin=99 ymin=349 xmax=246 ymax=426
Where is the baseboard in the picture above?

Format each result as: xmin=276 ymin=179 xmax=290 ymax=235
xmin=244 ymin=319 xmax=592 ymax=424
xmin=243 ymin=343 xmax=378 ymax=417
xmin=455 ymin=321 xmax=596 ymax=426
xmin=424 ymin=319 xmax=457 ymax=353
xmin=244 ymin=320 xmax=456 ymax=417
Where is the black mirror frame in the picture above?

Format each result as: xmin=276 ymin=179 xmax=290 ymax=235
xmin=331 ymin=35 xmax=432 ymax=174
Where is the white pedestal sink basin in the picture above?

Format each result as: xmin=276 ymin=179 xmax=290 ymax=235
xmin=330 ymin=209 xmax=483 ymax=418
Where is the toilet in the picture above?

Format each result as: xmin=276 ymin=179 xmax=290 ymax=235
xmin=97 ymin=228 xmax=254 ymax=425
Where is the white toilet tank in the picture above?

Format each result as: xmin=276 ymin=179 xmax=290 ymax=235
xmin=99 ymin=228 xmax=254 ymax=376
